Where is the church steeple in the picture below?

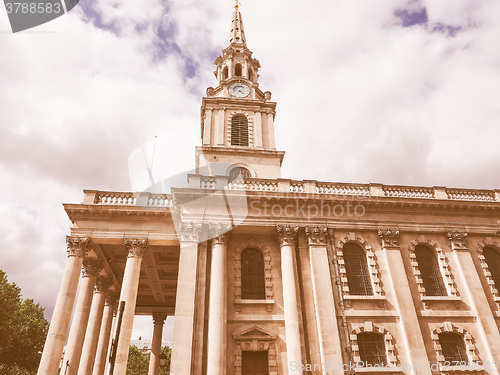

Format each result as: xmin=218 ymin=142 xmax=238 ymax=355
xmin=196 ymin=5 xmax=285 ymax=179
xmin=229 ymin=5 xmax=246 ymax=46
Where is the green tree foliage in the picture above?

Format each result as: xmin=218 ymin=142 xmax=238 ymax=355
xmin=126 ymin=345 xmax=171 ymax=375
xmin=0 ymin=269 xmax=49 ymax=375
xmin=126 ymin=345 xmax=149 ymax=375
xmin=159 ymin=346 xmax=171 ymax=375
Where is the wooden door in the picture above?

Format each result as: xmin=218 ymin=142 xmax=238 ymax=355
xmin=242 ymin=351 xmax=268 ymax=375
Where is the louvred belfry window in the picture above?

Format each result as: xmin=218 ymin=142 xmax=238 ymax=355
xmin=241 ymin=248 xmax=265 ymax=299
xmin=231 ymin=114 xmax=249 ymax=146
xmin=415 ymin=245 xmax=447 ymax=296
xmin=343 ymin=243 xmax=373 ymax=296
xmin=358 ymin=333 xmax=387 ymax=366
xmin=439 ymin=332 xmax=468 ymax=362
xmin=483 ymin=246 xmax=500 ymax=290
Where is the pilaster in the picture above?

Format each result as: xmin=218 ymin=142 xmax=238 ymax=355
xmin=378 ymin=228 xmax=431 ymax=374
xmin=447 ymin=231 xmax=500 ymax=371
xmin=304 ymin=226 xmax=343 ymax=374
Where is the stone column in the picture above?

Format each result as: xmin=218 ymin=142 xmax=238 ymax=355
xmin=217 ymin=65 xmax=221 ymax=82
xmin=148 ymin=313 xmax=167 ymax=375
xmin=254 ymin=112 xmax=263 ymax=148
xmin=206 ymin=224 xmax=232 ymax=375
xmin=267 ymin=112 xmax=276 ymax=149
xmin=448 ymin=231 xmax=500 ymax=372
xmin=243 ymin=57 xmax=249 ymax=79
xmin=37 ymin=237 xmax=91 ymax=375
xmin=171 ymin=223 xmax=202 ymax=375
xmin=228 ymin=55 xmax=233 ymax=79
xmin=93 ymin=292 xmax=118 ymax=375
xmin=112 ymin=239 xmax=148 ymax=375
xmin=62 ymin=258 xmax=103 ymax=375
xmin=103 ymin=308 xmax=119 ymax=375
xmin=305 ymin=227 xmax=343 ymax=375
xmin=378 ymin=229 xmax=431 ymax=375
xmin=203 ymin=108 xmax=212 ymax=146
xmin=276 ymin=225 xmax=303 ymax=373
xmin=78 ymin=277 xmax=112 ymax=375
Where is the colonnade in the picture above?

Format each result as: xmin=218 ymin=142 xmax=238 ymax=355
xmin=38 ymin=223 xmax=345 ymax=375
xmin=37 ymin=237 xmax=168 ymax=375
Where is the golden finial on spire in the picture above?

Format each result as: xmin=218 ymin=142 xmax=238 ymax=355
xmin=235 ymin=0 xmax=240 ymax=11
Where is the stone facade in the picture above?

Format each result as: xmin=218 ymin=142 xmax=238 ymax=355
xmin=37 ymin=5 xmax=500 ymax=375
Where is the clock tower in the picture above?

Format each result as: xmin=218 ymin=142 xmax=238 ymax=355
xmin=196 ymin=4 xmax=285 ymax=179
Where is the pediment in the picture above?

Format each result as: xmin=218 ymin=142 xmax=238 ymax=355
xmin=233 ymin=325 xmax=277 ymax=341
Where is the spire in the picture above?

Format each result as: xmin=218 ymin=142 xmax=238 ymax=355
xmin=229 ymin=2 xmax=246 ymax=46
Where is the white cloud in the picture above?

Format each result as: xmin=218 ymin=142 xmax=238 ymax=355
xmin=1 ymin=0 xmax=499 ymax=343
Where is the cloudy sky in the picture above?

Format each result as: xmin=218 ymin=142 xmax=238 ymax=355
xmin=1 ymin=0 xmax=499 ymax=341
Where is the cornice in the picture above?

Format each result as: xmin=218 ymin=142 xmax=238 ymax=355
xmin=64 ymin=204 xmax=171 ymax=222
xmin=201 ymin=96 xmax=276 ymax=109
xmin=195 ymin=146 xmax=285 ymax=161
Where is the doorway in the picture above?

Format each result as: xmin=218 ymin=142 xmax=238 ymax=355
xmin=242 ymin=351 xmax=269 ymax=375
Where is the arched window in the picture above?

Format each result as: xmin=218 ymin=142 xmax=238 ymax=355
xmin=231 ymin=114 xmax=249 ymax=146
xmin=229 ymin=166 xmax=251 ymax=181
xmin=343 ymin=243 xmax=373 ymax=295
xmin=483 ymin=246 xmax=500 ymax=290
xmin=438 ymin=332 xmax=468 ymax=362
xmin=241 ymin=248 xmax=265 ymax=299
xmin=358 ymin=332 xmax=387 ymax=366
xmin=415 ymin=245 xmax=446 ymax=296
xmin=222 ymin=66 xmax=229 ymax=80
xmin=235 ymin=63 xmax=242 ymax=77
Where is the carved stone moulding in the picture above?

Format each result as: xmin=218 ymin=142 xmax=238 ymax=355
xmin=304 ymin=225 xmax=328 ymax=246
xmin=152 ymin=313 xmax=168 ymax=326
xmin=447 ymin=230 xmax=468 ymax=250
xmin=209 ymin=223 xmax=233 ymax=245
xmin=95 ymin=276 xmax=112 ymax=293
xmin=377 ymin=228 xmax=400 ymax=248
xmin=66 ymin=236 xmax=92 ymax=258
xmin=82 ymin=258 xmax=103 ymax=278
xmin=124 ymin=238 xmax=148 ymax=259
xmin=178 ymin=222 xmax=203 ymax=242
xmin=276 ymin=224 xmax=298 ymax=247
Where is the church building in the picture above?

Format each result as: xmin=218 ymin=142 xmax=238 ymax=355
xmin=37 ymin=5 xmax=500 ymax=375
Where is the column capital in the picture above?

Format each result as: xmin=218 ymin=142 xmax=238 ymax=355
xmin=179 ymin=222 xmax=203 ymax=242
xmin=105 ymin=291 xmax=119 ymax=308
xmin=378 ymin=228 xmax=400 ymax=248
xmin=124 ymin=238 xmax=148 ymax=259
xmin=447 ymin=231 xmax=469 ymax=251
xmin=66 ymin=236 xmax=91 ymax=258
xmin=209 ymin=223 xmax=232 ymax=245
xmin=276 ymin=224 xmax=299 ymax=247
xmin=95 ymin=276 xmax=112 ymax=293
xmin=304 ymin=226 xmax=328 ymax=246
xmin=82 ymin=258 xmax=103 ymax=278
xmin=152 ymin=313 xmax=168 ymax=326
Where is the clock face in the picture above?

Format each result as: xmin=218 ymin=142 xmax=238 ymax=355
xmin=229 ymin=82 xmax=251 ymax=98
